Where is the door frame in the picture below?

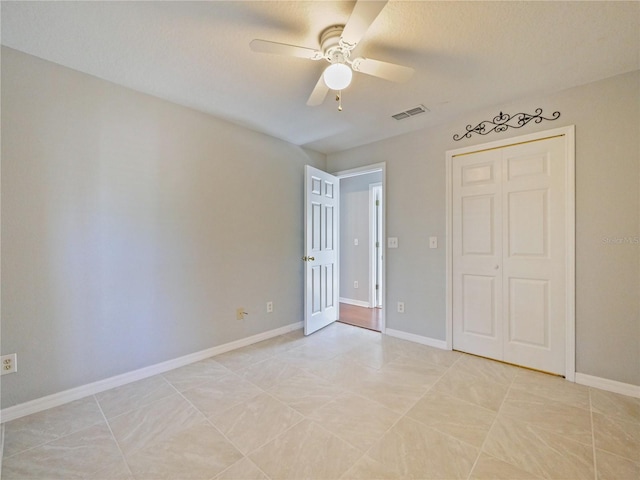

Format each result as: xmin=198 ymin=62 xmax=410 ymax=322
xmin=445 ymin=126 xmax=576 ymax=380
xmin=369 ymin=182 xmax=383 ymax=308
xmin=333 ymin=162 xmax=386 ymax=333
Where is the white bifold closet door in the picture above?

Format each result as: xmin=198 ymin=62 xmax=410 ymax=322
xmin=452 ymin=136 xmax=567 ymax=375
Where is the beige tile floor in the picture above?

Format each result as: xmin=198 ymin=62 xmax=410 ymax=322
xmin=2 ymin=322 xmax=639 ymax=480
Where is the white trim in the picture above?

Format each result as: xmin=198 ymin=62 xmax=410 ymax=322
xmin=333 ymin=162 xmax=384 ymax=179
xmin=368 ymin=183 xmax=376 ymax=308
xmin=339 ymin=297 xmax=370 ymax=308
xmin=564 ymin=126 xmax=576 ymax=382
xmin=575 ymin=373 xmax=640 ymax=399
xmin=0 ymin=322 xmax=302 ymax=424
xmin=385 ymin=328 xmax=448 ymax=350
xmin=445 ymin=147 xmax=454 ymax=350
xmin=445 ymin=125 xmax=576 ymax=378
xmin=369 ymin=183 xmax=383 ymax=309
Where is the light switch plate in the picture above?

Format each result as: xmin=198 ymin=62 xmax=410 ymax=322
xmin=429 ymin=236 xmax=438 ymax=248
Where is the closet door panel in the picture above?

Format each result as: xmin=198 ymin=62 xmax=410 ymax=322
xmin=502 ymin=137 xmax=567 ymax=374
xmin=452 ymin=150 xmax=503 ymax=359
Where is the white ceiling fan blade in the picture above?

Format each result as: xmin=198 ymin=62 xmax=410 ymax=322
xmin=352 ymin=57 xmax=414 ymax=83
xmin=341 ymin=0 xmax=388 ymax=47
xmin=307 ymin=74 xmax=329 ymax=106
xmin=250 ymin=39 xmax=323 ymax=60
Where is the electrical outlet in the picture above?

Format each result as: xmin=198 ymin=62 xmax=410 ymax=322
xmin=354 ymin=238 xmax=359 ymax=246
xmin=354 ymin=281 xmax=359 ymax=289
xmin=267 ymin=301 xmax=273 ymax=313
xmin=1 ymin=354 xmax=17 ymax=375
xmin=236 ymin=308 xmax=247 ymax=320
xmin=397 ymin=302 xmax=405 ymax=313
xmin=388 ymin=237 xmax=399 ymax=248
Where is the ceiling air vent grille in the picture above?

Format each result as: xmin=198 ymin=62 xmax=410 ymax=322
xmin=392 ymin=104 xmax=429 ymax=120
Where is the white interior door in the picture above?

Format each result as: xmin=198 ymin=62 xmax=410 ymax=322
xmin=451 ymin=134 xmax=570 ymax=375
xmin=304 ymin=165 xmax=339 ymax=335
xmin=452 ymin=150 xmax=504 ymax=360
xmin=501 ymin=137 xmax=567 ymax=373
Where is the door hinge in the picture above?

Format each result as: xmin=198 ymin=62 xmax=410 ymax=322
xmin=375 ymin=199 xmax=380 ymax=206
xmin=375 ymin=284 xmax=379 ymax=290
xmin=375 ymin=241 xmax=380 ymax=248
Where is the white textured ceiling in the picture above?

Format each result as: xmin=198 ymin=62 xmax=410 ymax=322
xmin=2 ymin=1 xmax=639 ymax=154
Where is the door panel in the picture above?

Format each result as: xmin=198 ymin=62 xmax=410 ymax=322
xmin=304 ymin=166 xmax=339 ymax=335
xmin=502 ymin=137 xmax=566 ymax=374
xmin=461 ymin=162 xmax=496 ymax=186
xmin=462 ymin=195 xmax=496 ymax=255
xmin=507 ymin=153 xmax=549 ymax=180
xmin=325 ymin=205 xmax=334 ymax=250
xmin=508 ymin=277 xmax=549 ymax=347
xmin=311 ymin=202 xmax=321 ymax=251
xmin=507 ymin=189 xmax=549 ymax=258
xmin=452 ymin=150 xmax=503 ymax=359
xmin=311 ymin=265 xmax=322 ymax=314
xmin=324 ymin=264 xmax=335 ymax=308
xmin=462 ymin=274 xmax=498 ymax=337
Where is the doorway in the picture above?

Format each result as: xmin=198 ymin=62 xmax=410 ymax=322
xmin=334 ymin=163 xmax=386 ymax=333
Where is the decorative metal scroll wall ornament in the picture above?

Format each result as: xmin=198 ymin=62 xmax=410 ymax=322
xmin=453 ymin=108 xmax=561 ymax=141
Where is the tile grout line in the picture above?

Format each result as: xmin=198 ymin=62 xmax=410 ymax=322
xmin=170 ymin=373 xmax=278 ymax=480
xmin=464 ymin=369 xmax=520 ymax=480
xmin=0 ymin=398 xmax=106 ymax=461
xmin=213 ymin=329 xmax=387 ymax=479
xmin=334 ymin=350 xmax=461 ymax=476
xmin=93 ymin=393 xmax=136 ymax=479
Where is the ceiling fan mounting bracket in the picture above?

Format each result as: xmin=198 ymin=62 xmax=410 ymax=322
xmin=319 ymin=25 xmax=344 ymax=51
xmin=319 ymin=25 xmax=355 ymax=64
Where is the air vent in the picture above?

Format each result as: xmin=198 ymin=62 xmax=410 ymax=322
xmin=392 ymin=104 xmax=429 ymax=120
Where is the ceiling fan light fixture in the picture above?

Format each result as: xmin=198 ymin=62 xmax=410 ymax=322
xmin=323 ymin=63 xmax=352 ymax=90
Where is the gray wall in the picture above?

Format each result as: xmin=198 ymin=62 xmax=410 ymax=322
xmin=2 ymin=45 xmax=638 ymax=412
xmin=327 ymin=71 xmax=640 ymax=387
xmin=339 ymin=172 xmax=382 ymax=303
xmin=1 ymin=47 xmax=325 ymax=408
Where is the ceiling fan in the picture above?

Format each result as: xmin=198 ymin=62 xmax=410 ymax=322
xmin=249 ymin=0 xmax=414 ymax=109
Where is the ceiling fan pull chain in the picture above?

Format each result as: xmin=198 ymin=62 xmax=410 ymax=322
xmin=337 ymin=90 xmax=343 ymax=112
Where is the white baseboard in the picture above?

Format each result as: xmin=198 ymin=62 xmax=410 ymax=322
xmin=339 ymin=297 xmax=370 ymax=308
xmin=384 ymin=328 xmax=448 ymax=350
xmin=0 ymin=322 xmax=303 ymax=424
xmin=574 ymin=372 xmax=640 ymax=398
xmin=384 ymin=333 xmax=640 ymax=399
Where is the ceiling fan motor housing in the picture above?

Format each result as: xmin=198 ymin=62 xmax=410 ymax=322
xmin=320 ymin=25 xmax=352 ymax=64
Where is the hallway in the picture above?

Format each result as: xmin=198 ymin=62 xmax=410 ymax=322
xmin=338 ymin=303 xmax=381 ymax=332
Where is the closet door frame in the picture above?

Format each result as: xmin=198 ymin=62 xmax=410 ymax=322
xmin=445 ymin=125 xmax=576 ymax=381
